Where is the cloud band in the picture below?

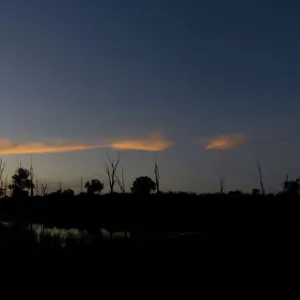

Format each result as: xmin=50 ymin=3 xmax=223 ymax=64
xmin=0 ymin=134 xmax=174 ymax=155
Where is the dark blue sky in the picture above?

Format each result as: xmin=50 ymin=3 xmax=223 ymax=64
xmin=1 ymin=0 xmax=300 ymax=193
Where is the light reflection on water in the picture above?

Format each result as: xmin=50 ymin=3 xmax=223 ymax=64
xmin=30 ymin=224 xmax=131 ymax=240
xmin=1 ymin=222 xmax=203 ymax=241
xmin=1 ymin=221 xmax=131 ymax=241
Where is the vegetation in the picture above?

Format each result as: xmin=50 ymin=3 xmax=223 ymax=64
xmin=8 ymin=167 xmax=34 ymax=197
xmin=85 ymin=179 xmax=104 ymax=195
xmin=283 ymin=175 xmax=300 ymax=195
xmin=0 ymin=156 xmax=300 ymax=267
xmin=131 ymin=176 xmax=156 ymax=195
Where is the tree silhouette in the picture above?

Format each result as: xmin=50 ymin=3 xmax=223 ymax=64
xmin=131 ymin=176 xmax=156 ymax=195
xmin=29 ymin=157 xmax=35 ymax=197
xmin=219 ymin=173 xmax=225 ymax=194
xmin=283 ymin=177 xmax=300 ymax=195
xmin=104 ymin=153 xmax=120 ymax=193
xmin=228 ymin=190 xmax=243 ymax=196
xmin=41 ymin=181 xmax=50 ymax=196
xmin=252 ymin=188 xmax=261 ymax=196
xmin=0 ymin=158 xmax=6 ymax=198
xmin=63 ymin=189 xmax=75 ymax=196
xmin=8 ymin=167 xmax=34 ymax=197
xmin=256 ymin=159 xmax=266 ymax=195
xmin=154 ymin=159 xmax=160 ymax=194
xmin=116 ymin=164 xmax=126 ymax=193
xmin=85 ymin=179 xmax=104 ymax=195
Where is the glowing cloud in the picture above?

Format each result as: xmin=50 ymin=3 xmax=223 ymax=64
xmin=0 ymin=134 xmax=174 ymax=155
xmin=108 ymin=134 xmax=174 ymax=151
xmin=0 ymin=138 xmax=102 ymax=155
xmin=201 ymin=134 xmax=245 ymax=150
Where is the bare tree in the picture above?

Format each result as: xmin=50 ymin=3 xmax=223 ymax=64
xmin=57 ymin=181 xmax=62 ymax=193
xmin=283 ymin=174 xmax=300 ymax=194
xmin=0 ymin=158 xmax=5 ymax=198
xmin=220 ymin=173 xmax=225 ymax=194
xmin=284 ymin=173 xmax=289 ymax=188
xmin=154 ymin=159 xmax=160 ymax=194
xmin=0 ymin=158 xmax=4 ymax=180
xmin=116 ymin=164 xmax=126 ymax=193
xmin=4 ymin=175 xmax=8 ymax=197
xmin=0 ymin=175 xmax=8 ymax=198
xmin=35 ymin=178 xmax=39 ymax=196
xmin=29 ymin=157 xmax=35 ymax=197
xmin=256 ymin=159 xmax=265 ymax=195
xmin=80 ymin=177 xmax=84 ymax=194
xmin=104 ymin=152 xmax=120 ymax=193
xmin=41 ymin=181 xmax=50 ymax=196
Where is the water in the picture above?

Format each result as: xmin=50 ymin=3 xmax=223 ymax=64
xmin=31 ymin=224 xmax=131 ymax=240
xmin=1 ymin=221 xmax=203 ymax=241
xmin=1 ymin=221 xmax=131 ymax=243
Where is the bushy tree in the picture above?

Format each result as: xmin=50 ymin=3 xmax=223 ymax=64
xmin=283 ymin=177 xmax=300 ymax=195
xmin=63 ymin=189 xmax=75 ymax=196
xmin=252 ymin=188 xmax=261 ymax=196
xmin=131 ymin=176 xmax=156 ymax=195
xmin=228 ymin=190 xmax=243 ymax=196
xmin=85 ymin=179 xmax=104 ymax=195
xmin=9 ymin=167 xmax=34 ymax=197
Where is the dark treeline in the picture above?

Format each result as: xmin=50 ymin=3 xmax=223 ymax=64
xmin=1 ymin=161 xmax=300 ymax=267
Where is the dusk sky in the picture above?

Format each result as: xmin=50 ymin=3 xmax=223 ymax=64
xmin=1 ymin=0 xmax=300 ymax=193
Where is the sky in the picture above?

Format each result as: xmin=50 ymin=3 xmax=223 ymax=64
xmin=1 ymin=0 xmax=300 ymax=193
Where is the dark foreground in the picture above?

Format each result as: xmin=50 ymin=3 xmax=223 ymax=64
xmin=0 ymin=193 xmax=299 ymax=270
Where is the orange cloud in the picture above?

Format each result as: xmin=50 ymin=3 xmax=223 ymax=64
xmin=201 ymin=134 xmax=245 ymax=150
xmin=108 ymin=134 xmax=174 ymax=151
xmin=0 ymin=138 xmax=102 ymax=155
xmin=0 ymin=134 xmax=174 ymax=155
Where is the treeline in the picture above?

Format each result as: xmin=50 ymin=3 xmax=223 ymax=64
xmin=1 ymin=155 xmax=300 ymax=240
xmin=1 ymin=155 xmax=300 ymax=198
xmin=0 ymin=154 xmax=161 ymax=197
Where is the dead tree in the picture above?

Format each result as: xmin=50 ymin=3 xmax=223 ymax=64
xmin=41 ymin=181 xmax=50 ymax=196
xmin=29 ymin=157 xmax=35 ymax=197
xmin=0 ymin=159 xmax=4 ymax=198
xmin=282 ymin=173 xmax=292 ymax=192
xmin=58 ymin=181 xmax=62 ymax=193
xmin=116 ymin=164 xmax=126 ymax=193
xmin=220 ymin=173 xmax=225 ymax=194
xmin=0 ymin=175 xmax=8 ymax=198
xmin=285 ymin=173 xmax=289 ymax=182
xmin=104 ymin=152 xmax=120 ymax=193
xmin=256 ymin=159 xmax=265 ymax=195
xmin=284 ymin=173 xmax=289 ymax=187
xmin=4 ymin=175 xmax=8 ymax=197
xmin=154 ymin=159 xmax=160 ymax=194
xmin=35 ymin=178 xmax=39 ymax=196
xmin=80 ymin=177 xmax=84 ymax=193
xmin=0 ymin=158 xmax=4 ymax=180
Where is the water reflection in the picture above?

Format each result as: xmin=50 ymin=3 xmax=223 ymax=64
xmin=1 ymin=221 xmax=203 ymax=242
xmin=30 ymin=224 xmax=131 ymax=241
